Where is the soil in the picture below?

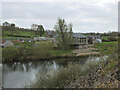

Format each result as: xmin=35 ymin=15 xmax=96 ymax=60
xmin=73 ymin=48 xmax=99 ymax=56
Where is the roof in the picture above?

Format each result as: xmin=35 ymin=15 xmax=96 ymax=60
xmin=33 ymin=37 xmax=53 ymax=40
xmin=89 ymin=35 xmax=102 ymax=39
xmin=2 ymin=40 xmax=14 ymax=47
xmin=73 ymin=33 xmax=87 ymax=38
xmin=47 ymin=31 xmax=55 ymax=35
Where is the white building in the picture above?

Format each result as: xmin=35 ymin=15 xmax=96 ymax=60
xmin=93 ymin=39 xmax=102 ymax=43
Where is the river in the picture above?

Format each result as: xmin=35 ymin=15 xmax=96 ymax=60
xmin=1 ymin=56 xmax=107 ymax=88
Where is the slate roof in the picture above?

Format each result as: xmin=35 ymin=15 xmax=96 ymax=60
xmin=47 ymin=31 xmax=55 ymax=35
xmin=2 ymin=40 xmax=14 ymax=47
xmin=73 ymin=33 xmax=87 ymax=38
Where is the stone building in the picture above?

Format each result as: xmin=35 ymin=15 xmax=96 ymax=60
xmin=72 ymin=33 xmax=88 ymax=45
xmin=1 ymin=40 xmax=14 ymax=48
xmin=70 ymin=33 xmax=88 ymax=49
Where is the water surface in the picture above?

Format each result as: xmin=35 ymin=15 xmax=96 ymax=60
xmin=2 ymin=56 xmax=107 ymax=88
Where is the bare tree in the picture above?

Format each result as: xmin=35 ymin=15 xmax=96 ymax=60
xmin=54 ymin=18 xmax=73 ymax=50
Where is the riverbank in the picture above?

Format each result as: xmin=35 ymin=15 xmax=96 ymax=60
xmin=30 ymin=54 xmax=119 ymax=88
xmin=66 ymin=41 xmax=119 ymax=88
xmin=2 ymin=41 xmax=72 ymax=62
xmin=30 ymin=41 xmax=119 ymax=88
xmin=2 ymin=41 xmax=117 ymax=62
xmin=2 ymin=41 xmax=100 ymax=62
xmin=31 ymin=55 xmax=105 ymax=88
xmin=2 ymin=41 xmax=119 ymax=88
xmin=66 ymin=54 xmax=119 ymax=88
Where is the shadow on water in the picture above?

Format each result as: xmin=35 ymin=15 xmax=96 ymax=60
xmin=2 ymin=56 xmax=107 ymax=88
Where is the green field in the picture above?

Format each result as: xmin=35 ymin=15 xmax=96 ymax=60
xmin=94 ymin=41 xmax=118 ymax=55
xmin=102 ymin=36 xmax=109 ymax=40
xmin=2 ymin=30 xmax=37 ymax=39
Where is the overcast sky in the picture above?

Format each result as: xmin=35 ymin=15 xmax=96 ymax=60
xmin=1 ymin=0 xmax=119 ymax=33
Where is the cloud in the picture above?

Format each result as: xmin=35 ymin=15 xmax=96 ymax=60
xmin=1 ymin=0 xmax=118 ymax=33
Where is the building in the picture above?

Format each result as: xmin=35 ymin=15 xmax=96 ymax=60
xmin=31 ymin=24 xmax=39 ymax=31
xmin=45 ymin=30 xmax=56 ymax=38
xmin=73 ymin=33 xmax=88 ymax=45
xmin=1 ymin=40 xmax=14 ymax=48
xmin=88 ymin=35 xmax=102 ymax=44
xmin=93 ymin=39 xmax=102 ymax=43
xmin=70 ymin=33 xmax=88 ymax=49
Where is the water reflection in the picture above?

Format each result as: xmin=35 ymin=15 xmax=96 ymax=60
xmin=2 ymin=56 xmax=105 ymax=88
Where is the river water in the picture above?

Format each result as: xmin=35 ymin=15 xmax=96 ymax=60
xmin=1 ymin=56 xmax=107 ymax=88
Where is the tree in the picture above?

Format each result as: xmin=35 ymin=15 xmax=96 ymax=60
xmin=11 ymin=23 xmax=15 ymax=27
xmin=54 ymin=18 xmax=73 ymax=50
xmin=37 ymin=25 xmax=45 ymax=36
xmin=2 ymin=22 xmax=10 ymax=27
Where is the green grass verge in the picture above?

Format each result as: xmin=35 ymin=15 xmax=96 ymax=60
xmin=94 ymin=41 xmax=118 ymax=55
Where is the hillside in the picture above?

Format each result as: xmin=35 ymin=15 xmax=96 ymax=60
xmin=2 ymin=25 xmax=46 ymax=39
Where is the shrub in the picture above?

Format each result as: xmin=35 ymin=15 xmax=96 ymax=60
xmin=108 ymin=36 xmax=117 ymax=42
xmin=31 ymin=57 xmax=103 ymax=88
xmin=2 ymin=48 xmax=20 ymax=61
xmin=2 ymin=41 xmax=53 ymax=62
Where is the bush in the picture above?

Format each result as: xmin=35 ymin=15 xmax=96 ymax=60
xmin=108 ymin=36 xmax=117 ymax=42
xmin=2 ymin=41 xmax=53 ymax=62
xmin=31 ymin=57 xmax=103 ymax=88
xmin=2 ymin=48 xmax=20 ymax=61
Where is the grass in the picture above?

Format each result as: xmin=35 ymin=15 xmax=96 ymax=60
xmin=3 ymin=30 xmax=36 ymax=38
xmin=102 ymin=36 xmax=109 ymax=40
xmin=104 ymin=54 xmax=118 ymax=71
xmin=2 ymin=30 xmax=46 ymax=39
xmin=2 ymin=41 xmax=74 ymax=62
xmin=94 ymin=41 xmax=118 ymax=55
xmin=3 ymin=36 xmax=31 ymax=39
xmin=34 ymin=41 xmax=74 ymax=57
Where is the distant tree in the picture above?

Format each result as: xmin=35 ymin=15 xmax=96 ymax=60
xmin=11 ymin=23 xmax=15 ymax=27
xmin=54 ymin=18 xmax=73 ymax=50
xmin=37 ymin=25 xmax=45 ymax=36
xmin=96 ymin=32 xmax=100 ymax=35
xmin=2 ymin=22 xmax=10 ymax=27
xmin=108 ymin=36 xmax=117 ymax=41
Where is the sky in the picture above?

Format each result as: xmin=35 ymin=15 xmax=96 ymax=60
xmin=1 ymin=0 xmax=119 ymax=33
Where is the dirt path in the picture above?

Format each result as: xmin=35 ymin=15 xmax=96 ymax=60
xmin=73 ymin=48 xmax=99 ymax=56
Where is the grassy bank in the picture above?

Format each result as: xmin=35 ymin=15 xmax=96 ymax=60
xmin=2 ymin=41 xmax=74 ymax=62
xmin=3 ymin=41 xmax=117 ymax=62
xmin=94 ymin=41 xmax=118 ymax=55
xmin=66 ymin=53 xmax=119 ymax=88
